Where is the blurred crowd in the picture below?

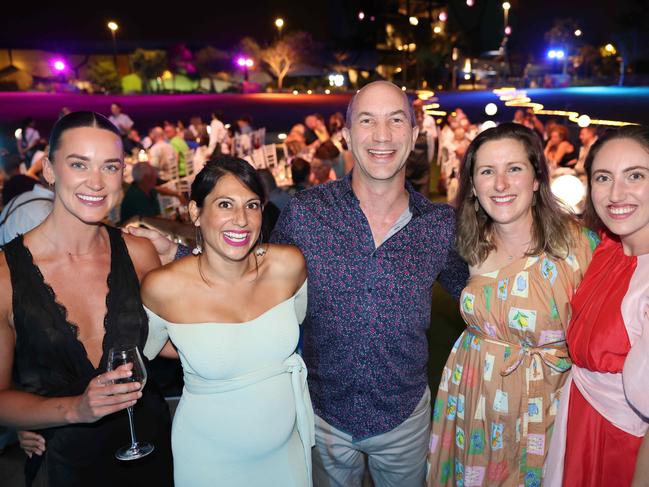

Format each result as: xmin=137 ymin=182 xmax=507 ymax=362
xmin=1 ymin=99 xmax=600 ymax=247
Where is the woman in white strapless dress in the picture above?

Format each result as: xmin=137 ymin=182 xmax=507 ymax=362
xmin=141 ymin=156 xmax=313 ymax=487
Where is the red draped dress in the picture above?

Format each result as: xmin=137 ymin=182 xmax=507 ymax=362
xmin=563 ymin=234 xmax=649 ymax=486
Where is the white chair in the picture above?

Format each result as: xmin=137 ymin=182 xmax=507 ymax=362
xmin=263 ymin=144 xmax=278 ymax=168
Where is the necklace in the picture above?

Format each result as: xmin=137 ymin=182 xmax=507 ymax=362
xmin=40 ymin=229 xmax=105 ymax=257
xmin=494 ymin=235 xmax=531 ymax=262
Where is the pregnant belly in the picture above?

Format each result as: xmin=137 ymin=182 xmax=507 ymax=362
xmin=172 ymin=374 xmax=297 ymax=462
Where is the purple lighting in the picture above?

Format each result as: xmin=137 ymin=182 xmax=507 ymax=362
xmin=236 ymin=57 xmax=246 ymax=67
xmin=52 ymin=59 xmax=66 ymax=72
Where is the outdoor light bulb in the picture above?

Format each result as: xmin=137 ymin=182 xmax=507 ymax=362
xmin=605 ymin=43 xmax=615 ymax=53
xmin=439 ymin=12 xmax=447 ymax=22
xmin=225 ymin=124 xmax=231 ymax=129
xmin=14 ymin=128 xmax=22 ymax=139
xmin=505 ymin=26 xmax=512 ymax=35
xmin=325 ymin=89 xmax=331 ymax=94
xmin=53 ymin=60 xmax=66 ymax=72
xmin=278 ymin=133 xmax=287 ymax=140
xmin=107 ymin=21 xmax=118 ymax=32
xmin=433 ymin=26 xmax=442 ymax=34
xmin=275 ymin=18 xmax=284 ymax=29
xmin=401 ymin=86 xmax=407 ymax=91
xmin=292 ymin=90 xmax=299 ymax=95
xmin=552 ymin=175 xmax=586 ymax=212
xmin=409 ymin=16 xmax=419 ymax=26
xmin=555 ymin=50 xmax=565 ymax=59
xmin=245 ymin=59 xmax=254 ymax=68
xmin=502 ymin=2 xmax=511 ymax=11
xmin=481 ymin=121 xmax=497 ymax=131
xmin=577 ymin=115 xmax=591 ymax=128
xmin=464 ymin=74 xmax=471 ymax=80
xmin=548 ymin=50 xmax=556 ymax=59
xmin=466 ymin=0 xmax=474 ymax=5
xmin=574 ymin=29 xmax=582 ymax=37
xmin=307 ymin=90 xmax=313 ymax=95
xmin=485 ymin=103 xmax=498 ymax=116
xmin=237 ymin=58 xmax=246 ymax=67
xmin=358 ymin=11 xmax=365 ymax=20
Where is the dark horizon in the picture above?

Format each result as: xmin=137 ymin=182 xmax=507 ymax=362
xmin=2 ymin=0 xmax=642 ymax=60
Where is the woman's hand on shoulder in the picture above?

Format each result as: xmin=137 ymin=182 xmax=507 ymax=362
xmin=122 ymin=225 xmax=178 ymax=265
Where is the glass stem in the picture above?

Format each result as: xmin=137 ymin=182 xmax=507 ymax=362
xmin=126 ymin=406 xmax=138 ymax=449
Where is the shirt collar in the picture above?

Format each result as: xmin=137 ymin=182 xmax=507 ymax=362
xmin=342 ymin=170 xmax=430 ymax=217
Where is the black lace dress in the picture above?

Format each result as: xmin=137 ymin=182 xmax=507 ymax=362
xmin=2 ymin=226 xmax=173 ymax=487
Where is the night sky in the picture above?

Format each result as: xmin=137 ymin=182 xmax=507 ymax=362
xmin=0 ymin=0 xmax=643 ymax=58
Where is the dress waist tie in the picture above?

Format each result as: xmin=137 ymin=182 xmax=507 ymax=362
xmin=466 ymin=329 xmax=571 ymax=484
xmin=183 ymin=353 xmax=315 ymax=486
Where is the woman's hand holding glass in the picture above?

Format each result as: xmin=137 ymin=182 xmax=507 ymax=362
xmin=72 ymin=362 xmax=142 ymax=424
xmin=107 ymin=346 xmax=153 ymax=460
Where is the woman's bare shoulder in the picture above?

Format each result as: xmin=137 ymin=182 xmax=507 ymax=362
xmin=265 ymin=244 xmax=305 ymax=270
xmin=140 ymin=256 xmax=195 ymax=310
xmin=263 ymin=244 xmax=307 ymax=289
xmin=122 ymin=232 xmax=161 ymax=280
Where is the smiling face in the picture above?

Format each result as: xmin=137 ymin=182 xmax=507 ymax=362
xmin=43 ymin=126 xmax=124 ymax=224
xmin=472 ymin=138 xmax=539 ymax=230
xmin=189 ymin=173 xmax=263 ymax=262
xmin=590 ymin=138 xmax=649 ymax=254
xmin=343 ymin=82 xmax=418 ymax=183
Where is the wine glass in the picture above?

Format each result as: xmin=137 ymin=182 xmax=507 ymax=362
xmin=107 ymin=345 xmax=154 ymax=461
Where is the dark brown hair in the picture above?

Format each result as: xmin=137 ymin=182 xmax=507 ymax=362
xmin=456 ymin=123 xmax=578 ymax=265
xmin=583 ymin=124 xmax=649 ymax=231
xmin=49 ymin=111 xmax=122 ymax=162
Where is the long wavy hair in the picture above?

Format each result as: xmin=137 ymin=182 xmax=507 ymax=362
xmin=455 ymin=123 xmax=578 ymax=266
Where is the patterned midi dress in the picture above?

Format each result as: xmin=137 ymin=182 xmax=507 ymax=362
xmin=428 ymin=229 xmax=597 ymax=487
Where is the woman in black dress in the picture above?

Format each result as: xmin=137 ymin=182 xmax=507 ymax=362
xmin=0 ymin=112 xmax=173 ymax=486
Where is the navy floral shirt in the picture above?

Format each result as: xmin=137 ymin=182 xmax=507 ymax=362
xmin=271 ymin=173 xmax=468 ymax=440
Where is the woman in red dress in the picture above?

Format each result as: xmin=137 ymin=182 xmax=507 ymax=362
xmin=545 ymin=126 xmax=649 ymax=486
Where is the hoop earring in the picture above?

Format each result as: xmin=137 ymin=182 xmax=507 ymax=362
xmin=192 ymin=225 xmax=203 ymax=255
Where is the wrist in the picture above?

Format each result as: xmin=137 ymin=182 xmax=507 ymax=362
xmin=168 ymin=243 xmax=187 ymax=264
xmin=63 ymin=396 xmax=82 ymax=424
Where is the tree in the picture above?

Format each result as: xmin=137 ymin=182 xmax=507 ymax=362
xmin=86 ymin=59 xmax=120 ymax=93
xmin=240 ymin=32 xmax=313 ymax=90
xmin=195 ymin=46 xmax=228 ymax=92
xmin=130 ymin=49 xmax=167 ymax=92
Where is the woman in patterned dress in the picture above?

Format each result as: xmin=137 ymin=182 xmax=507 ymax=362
xmin=427 ymin=123 xmax=596 ymax=487
xmin=545 ymin=126 xmax=649 ymax=486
